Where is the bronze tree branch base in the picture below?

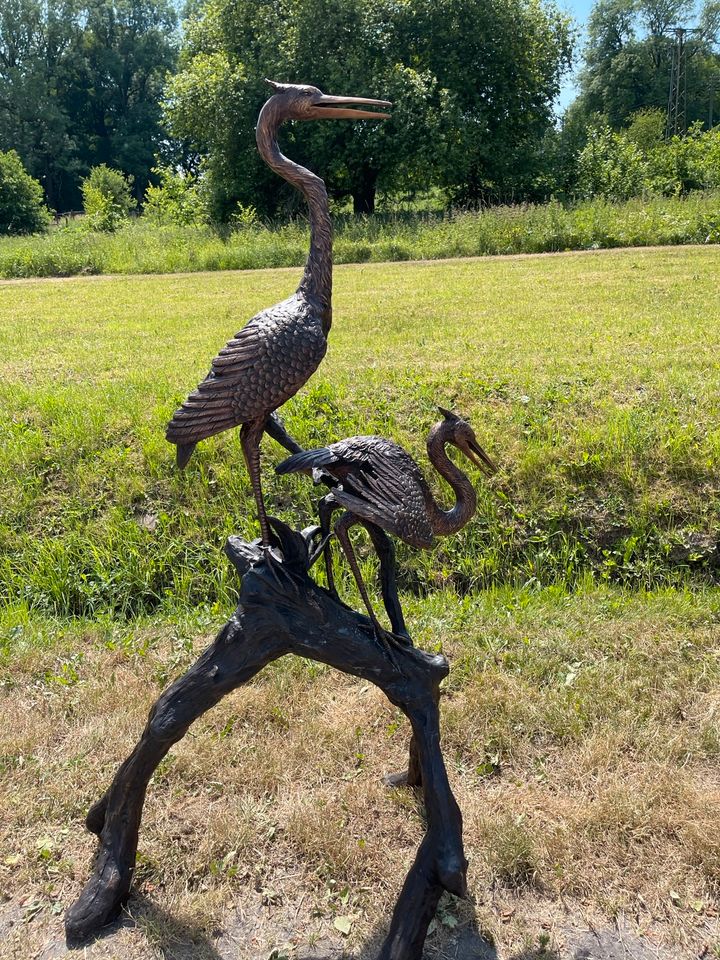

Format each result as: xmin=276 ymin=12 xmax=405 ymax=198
xmin=65 ymin=519 xmax=467 ymax=959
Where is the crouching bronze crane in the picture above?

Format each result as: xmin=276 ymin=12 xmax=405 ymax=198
xmin=166 ymin=82 xmax=391 ymax=545
xmin=276 ymin=408 xmax=498 ymax=639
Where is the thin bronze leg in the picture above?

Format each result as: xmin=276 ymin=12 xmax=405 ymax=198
xmin=317 ymin=493 xmax=340 ymax=597
xmin=361 ymin=521 xmax=409 ymax=640
xmin=334 ymin=511 xmax=384 ymax=630
xmin=240 ymin=421 xmax=271 ymax=546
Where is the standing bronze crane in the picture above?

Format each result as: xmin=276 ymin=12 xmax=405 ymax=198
xmin=166 ymin=81 xmax=391 ymax=545
xmin=276 ymin=408 xmax=497 ymax=639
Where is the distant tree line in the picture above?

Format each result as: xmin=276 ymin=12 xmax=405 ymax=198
xmin=1 ymin=0 xmax=719 ymax=229
xmin=166 ymin=0 xmax=573 ymax=217
xmin=575 ymin=0 xmax=719 ymax=130
xmin=0 ymin=0 xmax=177 ymax=212
xmin=551 ymin=0 xmax=720 ymax=192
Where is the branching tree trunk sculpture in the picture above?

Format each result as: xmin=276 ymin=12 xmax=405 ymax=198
xmin=66 ymin=519 xmax=467 ymax=958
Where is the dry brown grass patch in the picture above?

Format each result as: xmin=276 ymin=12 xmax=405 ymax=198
xmin=1 ymin=592 xmax=719 ymax=957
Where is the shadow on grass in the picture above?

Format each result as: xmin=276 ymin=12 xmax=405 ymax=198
xmin=65 ymin=893 xmax=227 ymax=959
xmin=64 ymin=891 xmax=502 ymax=960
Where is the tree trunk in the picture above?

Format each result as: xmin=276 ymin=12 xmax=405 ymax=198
xmin=353 ymin=165 xmax=377 ymax=215
xmin=66 ymin=519 xmax=467 ymax=960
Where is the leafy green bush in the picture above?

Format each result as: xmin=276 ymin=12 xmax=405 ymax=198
xmin=229 ymin=202 xmax=260 ymax=230
xmin=648 ymin=125 xmax=720 ymax=196
xmin=625 ymin=108 xmax=665 ymax=151
xmin=578 ymin=120 xmax=720 ymax=201
xmin=0 ymin=150 xmax=51 ymax=235
xmin=143 ymin=165 xmax=207 ymax=225
xmin=81 ymin=165 xmax=136 ymax=232
xmin=577 ymin=126 xmax=649 ymax=202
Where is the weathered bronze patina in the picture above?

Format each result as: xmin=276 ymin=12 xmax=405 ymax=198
xmin=277 ymin=408 xmax=497 ymax=635
xmin=65 ymin=522 xmax=467 ymax=958
xmin=165 ymin=82 xmax=390 ymax=546
xmin=67 ymin=86 xmax=481 ymax=960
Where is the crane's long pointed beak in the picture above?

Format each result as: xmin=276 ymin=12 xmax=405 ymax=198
xmin=313 ymin=94 xmax=392 ymax=120
xmin=467 ymin=439 xmax=498 ymax=477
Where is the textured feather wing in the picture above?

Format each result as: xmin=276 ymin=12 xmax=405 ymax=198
xmin=275 ymin=447 xmax=340 ymax=475
xmin=167 ymin=297 xmax=327 ymax=446
xmin=325 ymin=437 xmax=435 ymax=548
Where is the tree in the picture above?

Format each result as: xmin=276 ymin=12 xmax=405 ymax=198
xmin=0 ymin=0 xmax=82 ymax=211
xmin=574 ymin=0 xmax=720 ymax=132
xmin=0 ymin=0 xmax=177 ymax=212
xmin=72 ymin=0 xmax=178 ymax=202
xmin=397 ymin=0 xmax=574 ymax=204
xmin=166 ymin=0 xmax=573 ymax=217
xmin=0 ymin=149 xmax=51 ymax=234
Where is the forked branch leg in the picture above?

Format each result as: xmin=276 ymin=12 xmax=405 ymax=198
xmin=65 ymin=622 xmax=283 ymax=944
xmin=362 ymin=522 xmax=409 ymax=640
xmin=377 ymin=688 xmax=466 ymax=960
xmin=318 ymin=493 xmax=339 ymax=598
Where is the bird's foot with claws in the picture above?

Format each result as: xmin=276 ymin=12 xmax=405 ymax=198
xmin=370 ymin=623 xmax=411 ymax=670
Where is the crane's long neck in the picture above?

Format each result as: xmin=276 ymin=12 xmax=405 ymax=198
xmin=424 ymin=424 xmax=477 ymax=537
xmin=256 ymin=103 xmax=332 ymax=328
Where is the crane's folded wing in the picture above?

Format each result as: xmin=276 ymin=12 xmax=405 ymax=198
xmin=166 ymin=319 xmax=267 ymax=443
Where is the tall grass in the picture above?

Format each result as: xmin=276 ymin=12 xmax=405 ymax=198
xmin=1 ymin=193 xmax=718 ymax=279
xmin=2 ymin=248 xmax=720 ymax=618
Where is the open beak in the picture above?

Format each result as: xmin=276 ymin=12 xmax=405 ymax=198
xmin=465 ymin=438 xmax=498 ymax=477
xmin=312 ymin=93 xmax=392 ymax=120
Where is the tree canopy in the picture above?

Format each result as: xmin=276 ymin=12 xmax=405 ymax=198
xmin=166 ymin=0 xmax=573 ymax=216
xmin=0 ymin=0 xmax=177 ymax=212
xmin=574 ymin=0 xmax=720 ymax=131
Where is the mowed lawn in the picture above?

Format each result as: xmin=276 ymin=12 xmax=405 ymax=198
xmin=1 ymin=248 xmax=719 ymax=958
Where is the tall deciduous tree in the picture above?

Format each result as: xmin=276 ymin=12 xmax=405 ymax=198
xmin=166 ymin=0 xmax=572 ymax=217
xmin=0 ymin=0 xmax=177 ymax=211
xmin=0 ymin=0 xmax=82 ymax=210
xmin=398 ymin=0 xmax=574 ymax=203
xmin=574 ymin=0 xmax=720 ymax=131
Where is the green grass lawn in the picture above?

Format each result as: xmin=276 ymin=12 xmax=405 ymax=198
xmin=2 ymin=246 xmax=720 ymax=619
xmin=1 ymin=247 xmax=719 ymax=958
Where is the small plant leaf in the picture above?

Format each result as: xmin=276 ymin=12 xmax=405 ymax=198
xmin=334 ymin=915 xmax=353 ymax=936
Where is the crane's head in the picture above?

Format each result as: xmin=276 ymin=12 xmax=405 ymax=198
xmin=264 ymin=80 xmax=391 ymax=122
xmin=438 ymin=407 xmax=498 ymax=477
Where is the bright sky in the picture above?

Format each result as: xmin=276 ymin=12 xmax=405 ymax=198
xmin=557 ymin=0 xmax=596 ymax=112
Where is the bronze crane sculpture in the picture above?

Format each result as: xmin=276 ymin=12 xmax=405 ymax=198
xmin=277 ymin=408 xmax=497 ymax=639
xmin=166 ymin=81 xmax=391 ymax=545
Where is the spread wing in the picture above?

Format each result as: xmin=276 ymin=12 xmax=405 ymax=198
xmin=278 ymin=437 xmax=434 ymax=548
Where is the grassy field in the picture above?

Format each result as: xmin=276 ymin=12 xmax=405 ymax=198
xmin=0 ymin=192 xmax=718 ymax=279
xmin=3 ymin=246 xmax=720 ymax=619
xmin=1 ymin=247 xmax=719 ymax=957
xmin=2 ymin=589 xmax=718 ymax=958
